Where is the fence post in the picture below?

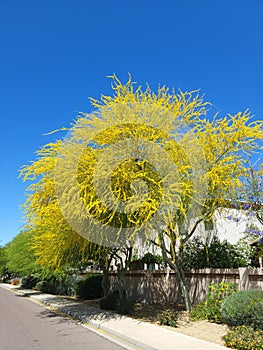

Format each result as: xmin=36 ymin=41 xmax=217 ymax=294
xmin=238 ymin=267 xmax=250 ymax=290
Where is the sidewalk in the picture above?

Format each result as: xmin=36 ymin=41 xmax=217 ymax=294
xmin=0 ymin=284 xmax=229 ymax=350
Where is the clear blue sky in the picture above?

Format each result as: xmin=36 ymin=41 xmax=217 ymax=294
xmin=1 ymin=0 xmax=263 ymax=246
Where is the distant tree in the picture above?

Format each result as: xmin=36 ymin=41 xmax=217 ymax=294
xmin=6 ymin=231 xmax=37 ymax=276
xmin=0 ymin=246 xmax=8 ymax=276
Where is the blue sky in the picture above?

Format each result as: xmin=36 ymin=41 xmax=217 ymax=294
xmin=1 ymin=0 xmax=263 ymax=246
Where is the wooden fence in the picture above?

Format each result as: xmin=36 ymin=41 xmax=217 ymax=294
xmin=108 ymin=268 xmax=263 ymax=304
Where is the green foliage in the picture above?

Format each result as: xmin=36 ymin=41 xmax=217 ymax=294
xmin=205 ymin=282 xmax=237 ymax=322
xmin=182 ymin=236 xmax=249 ymax=269
xmin=76 ymin=274 xmax=103 ymax=299
xmin=141 ymin=252 xmax=163 ymax=265
xmin=221 ymin=289 xmax=263 ymax=329
xmin=189 ymin=302 xmax=209 ymax=321
xmin=0 ymin=246 xmax=8 ymax=276
xmin=130 ymin=252 xmax=164 ymax=270
xmin=6 ymin=231 xmax=37 ymax=276
xmin=36 ymin=271 xmax=78 ymax=296
xmin=36 ymin=280 xmax=53 ymax=293
xmin=157 ymin=309 xmax=178 ymax=327
xmin=223 ymin=325 xmax=263 ymax=349
xmin=21 ymin=274 xmax=40 ymax=289
xmin=190 ymin=282 xmax=237 ymax=322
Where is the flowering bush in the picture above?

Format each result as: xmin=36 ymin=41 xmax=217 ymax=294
xmin=190 ymin=282 xmax=237 ymax=322
xmin=223 ymin=326 xmax=263 ymax=349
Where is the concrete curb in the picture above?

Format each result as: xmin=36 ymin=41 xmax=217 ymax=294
xmin=32 ymin=296 xmax=156 ymax=350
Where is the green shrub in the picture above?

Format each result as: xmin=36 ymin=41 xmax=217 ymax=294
xmin=21 ymin=274 xmax=40 ymax=289
xmin=76 ymin=274 xmax=103 ymax=299
xmin=36 ymin=280 xmax=53 ymax=293
xmin=221 ymin=289 xmax=263 ymax=329
xmin=35 ymin=272 xmax=78 ymax=296
xmin=54 ymin=274 xmax=78 ymax=296
xmin=157 ymin=309 xmax=178 ymax=327
xmin=205 ymin=282 xmax=237 ymax=322
xmin=190 ymin=282 xmax=237 ymax=322
xmin=182 ymin=236 xmax=249 ymax=269
xmin=141 ymin=253 xmax=164 ymax=265
xmin=190 ymin=302 xmax=209 ymax=321
xmin=223 ymin=325 xmax=263 ymax=349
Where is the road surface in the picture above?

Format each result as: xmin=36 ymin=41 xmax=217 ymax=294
xmin=0 ymin=286 xmax=125 ymax=350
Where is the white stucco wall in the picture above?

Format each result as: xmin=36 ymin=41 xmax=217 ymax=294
xmin=194 ymin=208 xmax=263 ymax=245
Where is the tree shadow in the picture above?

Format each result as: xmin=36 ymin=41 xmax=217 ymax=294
xmin=15 ymin=290 xmax=42 ymax=297
xmin=17 ymin=292 xmax=120 ymax=323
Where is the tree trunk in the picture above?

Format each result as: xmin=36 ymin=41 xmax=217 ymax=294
xmin=158 ymin=232 xmax=192 ymax=311
xmin=117 ymin=267 xmax=126 ymax=302
xmin=165 ymin=257 xmax=191 ymax=311
xmin=102 ymin=266 xmax=110 ymax=297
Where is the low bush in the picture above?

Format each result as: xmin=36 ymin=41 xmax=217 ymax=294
xmin=221 ymin=289 xmax=263 ymax=329
xmin=157 ymin=309 xmax=178 ymax=327
xmin=223 ymin=325 xmax=263 ymax=349
xmin=205 ymin=282 xmax=237 ymax=322
xmin=21 ymin=274 xmax=40 ymax=289
xmin=35 ymin=272 xmax=78 ymax=296
xmin=190 ymin=302 xmax=209 ymax=321
xmin=36 ymin=280 xmax=53 ymax=293
xmin=76 ymin=274 xmax=103 ymax=299
xmin=54 ymin=274 xmax=78 ymax=296
xmin=190 ymin=282 xmax=237 ymax=322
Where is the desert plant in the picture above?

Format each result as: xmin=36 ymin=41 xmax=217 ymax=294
xmin=190 ymin=302 xmax=209 ymax=321
xmin=190 ymin=281 xmax=237 ymax=322
xmin=205 ymin=282 xmax=237 ymax=322
xmin=157 ymin=309 xmax=178 ymax=327
xmin=221 ymin=289 xmax=263 ymax=329
xmin=223 ymin=325 xmax=263 ymax=349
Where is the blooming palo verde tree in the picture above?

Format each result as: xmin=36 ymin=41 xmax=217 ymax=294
xmin=21 ymin=75 xmax=263 ymax=311
xmin=20 ymin=141 xmax=108 ymax=271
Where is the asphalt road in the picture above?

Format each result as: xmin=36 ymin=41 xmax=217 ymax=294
xmin=0 ymin=286 xmax=125 ymax=350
